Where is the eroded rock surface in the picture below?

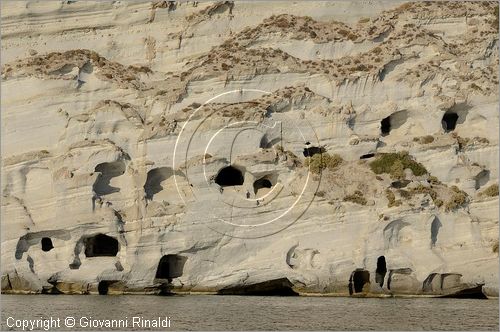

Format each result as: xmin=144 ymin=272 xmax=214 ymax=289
xmin=1 ymin=1 xmax=498 ymax=297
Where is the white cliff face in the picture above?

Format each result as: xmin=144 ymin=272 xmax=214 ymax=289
xmin=1 ymin=1 xmax=498 ymax=297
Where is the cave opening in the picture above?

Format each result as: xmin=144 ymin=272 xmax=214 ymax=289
xmin=97 ymin=280 xmax=114 ymax=295
xmin=349 ymin=269 xmax=370 ymax=294
xmin=303 ymin=146 xmax=324 ymax=157
xmin=84 ymin=234 xmax=119 ymax=257
xmin=41 ymin=237 xmax=54 ymax=252
xmin=253 ymin=177 xmax=273 ymax=195
xmin=215 ymin=166 xmax=244 ymax=187
xmin=381 ymin=111 xmax=408 ymax=136
xmin=155 ymin=254 xmax=187 ymax=282
xmin=375 ymin=256 xmax=387 ymax=287
xmin=381 ymin=116 xmax=391 ymax=136
xmin=442 ymin=112 xmax=459 ymax=132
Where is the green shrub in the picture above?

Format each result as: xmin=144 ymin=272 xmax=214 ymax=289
xmin=389 ymin=160 xmax=405 ymax=180
xmin=343 ymin=190 xmax=367 ymax=205
xmin=369 ymin=152 xmax=427 ymax=179
xmin=304 ymin=153 xmax=343 ymax=174
xmin=481 ymin=184 xmax=499 ymax=197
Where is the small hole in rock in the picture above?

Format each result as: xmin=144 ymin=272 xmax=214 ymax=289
xmin=360 ymin=153 xmax=375 ymax=159
xmin=442 ymin=112 xmax=459 ymax=132
xmin=303 ymin=146 xmax=324 ymax=157
xmin=381 ymin=116 xmax=391 ymax=136
xmin=41 ymin=237 xmax=54 ymax=252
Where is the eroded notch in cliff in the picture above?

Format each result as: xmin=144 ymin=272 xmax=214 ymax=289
xmin=84 ymin=234 xmax=119 ymax=257
xmin=381 ymin=111 xmax=408 ymax=136
xmin=93 ymin=161 xmax=126 ymax=196
xmin=253 ymin=174 xmax=276 ymax=197
xmin=215 ymin=166 xmax=244 ymax=187
xmin=144 ymin=167 xmax=172 ymax=200
xmin=218 ymin=278 xmax=298 ymax=296
xmin=155 ymin=254 xmax=187 ymax=282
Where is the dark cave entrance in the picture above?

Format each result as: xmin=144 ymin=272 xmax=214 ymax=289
xmin=253 ymin=177 xmax=273 ymax=195
xmin=381 ymin=116 xmax=391 ymax=136
xmin=155 ymin=255 xmax=187 ymax=282
xmin=215 ymin=166 xmax=244 ymax=187
xmin=41 ymin=237 xmax=54 ymax=252
xmin=375 ymin=256 xmax=387 ymax=287
xmin=84 ymin=234 xmax=119 ymax=257
xmin=97 ymin=280 xmax=115 ymax=295
xmin=442 ymin=112 xmax=459 ymax=132
xmin=349 ymin=269 xmax=370 ymax=294
xmin=303 ymin=146 xmax=324 ymax=157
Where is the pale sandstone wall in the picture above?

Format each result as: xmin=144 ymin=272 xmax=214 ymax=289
xmin=1 ymin=1 xmax=498 ymax=296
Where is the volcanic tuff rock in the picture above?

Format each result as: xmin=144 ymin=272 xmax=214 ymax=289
xmin=1 ymin=1 xmax=498 ymax=297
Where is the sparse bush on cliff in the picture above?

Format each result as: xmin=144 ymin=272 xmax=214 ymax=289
xmin=445 ymin=186 xmax=468 ymax=211
xmin=369 ymin=152 xmax=427 ymax=179
xmin=413 ymin=135 xmax=434 ymax=144
xmin=493 ymin=240 xmax=499 ymax=254
xmin=480 ymin=184 xmax=499 ymax=197
xmin=386 ymin=189 xmax=402 ymax=207
xmin=409 ymin=184 xmax=438 ymax=200
xmin=434 ymin=199 xmax=443 ymax=207
xmin=304 ymin=153 xmax=343 ymax=174
xmin=343 ymin=190 xmax=367 ymax=205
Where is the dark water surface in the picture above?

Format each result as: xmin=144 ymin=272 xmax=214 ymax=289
xmin=1 ymin=295 xmax=498 ymax=331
